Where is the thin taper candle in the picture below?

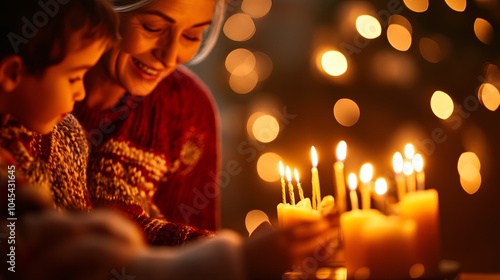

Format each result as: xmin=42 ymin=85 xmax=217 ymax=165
xmin=347 ymin=173 xmax=359 ymax=210
xmin=294 ymin=168 xmax=305 ymax=201
xmin=285 ymin=166 xmax=295 ymax=205
xmin=279 ymin=161 xmax=286 ymax=204
xmin=311 ymin=146 xmax=322 ymax=210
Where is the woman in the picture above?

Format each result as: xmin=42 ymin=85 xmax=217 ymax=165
xmin=73 ymin=0 xmax=225 ymax=245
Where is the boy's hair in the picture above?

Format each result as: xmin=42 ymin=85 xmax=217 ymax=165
xmin=0 ymin=0 xmax=120 ymax=75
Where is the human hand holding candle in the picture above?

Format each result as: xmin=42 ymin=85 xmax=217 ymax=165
xmin=359 ymin=163 xmax=373 ymax=210
xmin=334 ymin=141 xmax=347 ymax=214
xmin=311 ymin=146 xmax=321 ymax=210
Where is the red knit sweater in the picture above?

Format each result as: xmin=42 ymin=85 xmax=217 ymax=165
xmin=74 ymin=66 xmax=221 ymax=246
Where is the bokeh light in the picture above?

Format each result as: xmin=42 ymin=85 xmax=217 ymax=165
xmin=458 ymin=152 xmax=482 ymax=195
xmin=252 ymin=114 xmax=280 ymax=143
xmin=333 ymin=98 xmax=360 ymax=127
xmin=225 ymin=48 xmax=256 ymax=76
xmin=245 ymin=209 xmax=270 ymax=236
xmin=445 ymin=0 xmax=467 ymax=12
xmin=474 ymin=18 xmax=494 ymax=45
xmin=223 ymin=13 xmax=256 ymax=41
xmin=229 ymin=70 xmax=259 ymax=94
xmin=356 ymin=15 xmax=382 ymax=39
xmin=419 ymin=35 xmax=452 ymax=63
xmin=403 ymin=0 xmax=429 ymax=13
xmin=241 ymin=0 xmax=272 ymax=19
xmin=387 ymin=15 xmax=413 ymax=51
xmin=321 ymin=50 xmax=348 ymax=76
xmin=478 ymin=83 xmax=500 ymax=111
xmin=253 ymin=51 xmax=273 ymax=81
xmin=257 ymin=152 xmax=282 ymax=182
xmin=431 ymin=90 xmax=455 ymax=120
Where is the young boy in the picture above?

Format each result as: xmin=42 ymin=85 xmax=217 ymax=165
xmin=0 ymin=0 xmax=119 ymax=211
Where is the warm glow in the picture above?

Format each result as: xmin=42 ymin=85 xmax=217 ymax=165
xmin=474 ymin=18 xmax=494 ymax=45
xmin=252 ymin=114 xmax=279 ymax=143
xmin=458 ymin=152 xmax=481 ymax=173
xmin=403 ymin=161 xmax=414 ymax=176
xmin=360 ymin=163 xmax=374 ymax=183
xmin=387 ymin=15 xmax=413 ymax=52
xmin=355 ymin=15 xmax=381 ymax=39
xmin=253 ymin=51 xmax=273 ymax=81
xmin=257 ymin=153 xmax=282 ymax=182
xmin=225 ymin=48 xmax=256 ymax=76
xmin=229 ymin=70 xmax=259 ymax=94
xmin=223 ymin=13 xmax=256 ymax=42
xmin=431 ymin=90 xmax=455 ymax=120
xmin=241 ymin=0 xmax=272 ymax=19
xmin=404 ymin=143 xmax=415 ymax=159
xmin=393 ymin=152 xmax=404 ymax=173
xmin=245 ymin=210 xmax=270 ymax=236
xmin=348 ymin=173 xmax=358 ymax=191
xmin=285 ymin=165 xmax=292 ymax=182
xmin=333 ymin=98 xmax=360 ymax=127
xmin=279 ymin=160 xmax=285 ymax=177
xmin=419 ymin=36 xmax=449 ymax=63
xmin=371 ymin=51 xmax=417 ymax=86
xmin=336 ymin=140 xmax=347 ymax=161
xmin=478 ymin=83 xmax=500 ymax=111
xmin=460 ymin=172 xmax=482 ymax=195
xmin=294 ymin=168 xmax=300 ymax=183
xmin=321 ymin=50 xmax=348 ymax=76
xmin=412 ymin=153 xmax=424 ymax=172
xmin=409 ymin=263 xmax=426 ymax=279
xmin=403 ymin=0 xmax=429 ymax=12
xmin=374 ymin=178 xmax=388 ymax=195
xmin=311 ymin=146 xmax=319 ymax=167
xmin=445 ymin=0 xmax=466 ymax=12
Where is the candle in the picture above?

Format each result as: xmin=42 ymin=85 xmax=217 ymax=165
xmin=393 ymin=152 xmax=406 ymax=201
xmin=398 ymin=189 xmax=441 ymax=276
xmin=374 ymin=177 xmax=388 ymax=214
xmin=412 ymin=153 xmax=425 ymax=191
xmin=359 ymin=163 xmax=373 ymax=210
xmin=347 ymin=173 xmax=359 ymax=210
xmin=334 ymin=140 xmax=347 ymax=214
xmin=404 ymin=144 xmax=417 ymax=193
xmin=285 ymin=166 xmax=295 ymax=205
xmin=294 ymin=168 xmax=305 ymax=201
xmin=278 ymin=161 xmax=286 ymax=204
xmin=311 ymin=146 xmax=322 ymax=210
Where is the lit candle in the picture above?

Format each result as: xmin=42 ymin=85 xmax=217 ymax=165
xmin=393 ymin=152 xmax=406 ymax=201
xmin=404 ymin=144 xmax=416 ymax=193
xmin=285 ymin=166 xmax=295 ymax=205
xmin=347 ymin=173 xmax=359 ymax=210
xmin=278 ymin=161 xmax=286 ymax=204
xmin=294 ymin=168 xmax=305 ymax=201
xmin=412 ymin=153 xmax=425 ymax=191
xmin=359 ymin=163 xmax=373 ymax=210
xmin=311 ymin=146 xmax=322 ymax=210
xmin=334 ymin=140 xmax=347 ymax=214
xmin=374 ymin=177 xmax=388 ymax=214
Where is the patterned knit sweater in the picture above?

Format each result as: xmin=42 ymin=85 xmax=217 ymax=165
xmin=0 ymin=114 xmax=92 ymax=212
xmin=74 ymin=66 xmax=221 ymax=246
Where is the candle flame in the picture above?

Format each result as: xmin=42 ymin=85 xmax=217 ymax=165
xmin=412 ymin=153 xmax=424 ymax=172
xmin=404 ymin=143 xmax=415 ymax=159
xmin=348 ymin=173 xmax=358 ymax=191
xmin=374 ymin=177 xmax=388 ymax=195
xmin=336 ymin=140 xmax=347 ymax=161
xmin=285 ymin=165 xmax=292 ymax=182
xmin=360 ymin=163 xmax=374 ymax=183
xmin=403 ymin=161 xmax=414 ymax=175
xmin=279 ymin=161 xmax=285 ymax=177
xmin=393 ymin=152 xmax=404 ymax=173
xmin=311 ymin=146 xmax=319 ymax=167
xmin=294 ymin=168 xmax=300 ymax=183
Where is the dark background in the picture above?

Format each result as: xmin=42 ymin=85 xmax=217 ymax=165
xmin=190 ymin=0 xmax=500 ymax=272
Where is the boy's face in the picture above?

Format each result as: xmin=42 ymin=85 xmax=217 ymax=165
xmin=103 ymin=0 xmax=215 ymax=96
xmin=11 ymin=36 xmax=107 ymax=134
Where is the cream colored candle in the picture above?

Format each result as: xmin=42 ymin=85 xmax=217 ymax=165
xmin=399 ymin=189 xmax=441 ymax=276
xmin=347 ymin=173 xmax=359 ymax=210
xmin=294 ymin=168 xmax=305 ymax=201
xmin=277 ymin=198 xmax=320 ymax=227
xmin=412 ymin=153 xmax=425 ymax=191
xmin=311 ymin=146 xmax=322 ymax=210
xmin=279 ymin=161 xmax=286 ymax=204
xmin=334 ymin=140 xmax=347 ymax=214
xmin=359 ymin=163 xmax=373 ymax=210
xmin=285 ymin=166 xmax=295 ymax=205
xmin=393 ymin=152 xmax=407 ymax=201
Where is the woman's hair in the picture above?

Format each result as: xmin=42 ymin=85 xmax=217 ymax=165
xmin=111 ymin=0 xmax=227 ymax=64
xmin=0 ymin=0 xmax=120 ymax=75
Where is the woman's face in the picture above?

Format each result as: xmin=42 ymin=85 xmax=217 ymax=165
xmin=105 ymin=0 xmax=216 ymax=96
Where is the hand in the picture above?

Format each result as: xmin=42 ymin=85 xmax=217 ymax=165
xmin=243 ymin=216 xmax=339 ymax=280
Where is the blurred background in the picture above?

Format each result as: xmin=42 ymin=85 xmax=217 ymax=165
xmin=189 ymin=0 xmax=500 ymax=272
